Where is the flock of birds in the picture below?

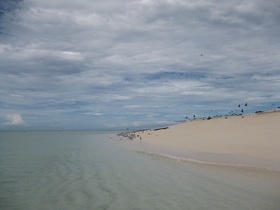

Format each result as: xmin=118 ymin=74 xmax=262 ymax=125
xmin=185 ymin=102 xmax=279 ymax=121
xmin=185 ymin=102 xmax=249 ymax=121
xmin=238 ymin=103 xmax=248 ymax=113
xmin=183 ymin=53 xmax=279 ymax=121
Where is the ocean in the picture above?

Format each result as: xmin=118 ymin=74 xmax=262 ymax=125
xmin=0 ymin=131 xmax=279 ymax=210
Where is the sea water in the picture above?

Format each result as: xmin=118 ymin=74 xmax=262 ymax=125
xmin=0 ymin=131 xmax=279 ymax=210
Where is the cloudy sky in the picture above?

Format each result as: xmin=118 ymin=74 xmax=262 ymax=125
xmin=1 ymin=0 xmax=280 ymax=130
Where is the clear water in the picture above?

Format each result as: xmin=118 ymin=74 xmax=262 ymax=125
xmin=0 ymin=131 xmax=279 ymax=210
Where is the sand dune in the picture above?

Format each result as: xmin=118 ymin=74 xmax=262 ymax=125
xmin=118 ymin=110 xmax=280 ymax=170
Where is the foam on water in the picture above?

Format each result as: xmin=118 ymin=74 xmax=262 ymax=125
xmin=1 ymin=131 xmax=280 ymax=210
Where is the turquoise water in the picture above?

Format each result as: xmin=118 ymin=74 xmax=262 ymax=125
xmin=0 ymin=131 xmax=280 ymax=210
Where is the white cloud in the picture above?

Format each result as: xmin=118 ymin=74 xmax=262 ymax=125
xmin=5 ymin=114 xmax=25 ymax=126
xmin=1 ymin=0 xmax=280 ymax=129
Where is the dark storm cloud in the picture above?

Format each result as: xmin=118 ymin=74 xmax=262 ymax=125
xmin=0 ymin=0 xmax=23 ymax=16
xmin=0 ymin=0 xmax=23 ymax=36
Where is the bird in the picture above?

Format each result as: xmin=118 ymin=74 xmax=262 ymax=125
xmin=245 ymin=103 xmax=247 ymax=106
xmin=200 ymin=54 xmax=203 ymax=56
xmin=238 ymin=104 xmax=240 ymax=107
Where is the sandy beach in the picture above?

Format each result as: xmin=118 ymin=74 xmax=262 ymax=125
xmin=118 ymin=109 xmax=280 ymax=171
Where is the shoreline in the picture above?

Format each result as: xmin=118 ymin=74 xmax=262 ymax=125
xmin=116 ymin=109 xmax=280 ymax=171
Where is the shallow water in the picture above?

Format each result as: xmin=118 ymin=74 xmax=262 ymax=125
xmin=0 ymin=131 xmax=280 ymax=210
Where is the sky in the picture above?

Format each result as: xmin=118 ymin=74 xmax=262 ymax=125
xmin=0 ymin=0 xmax=280 ymax=130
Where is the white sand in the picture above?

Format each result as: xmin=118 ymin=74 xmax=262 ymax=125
xmin=121 ymin=110 xmax=280 ymax=170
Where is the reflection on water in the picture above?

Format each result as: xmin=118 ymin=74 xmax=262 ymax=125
xmin=0 ymin=131 xmax=280 ymax=210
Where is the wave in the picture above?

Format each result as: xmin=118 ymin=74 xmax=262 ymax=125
xmin=135 ymin=148 xmax=280 ymax=172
